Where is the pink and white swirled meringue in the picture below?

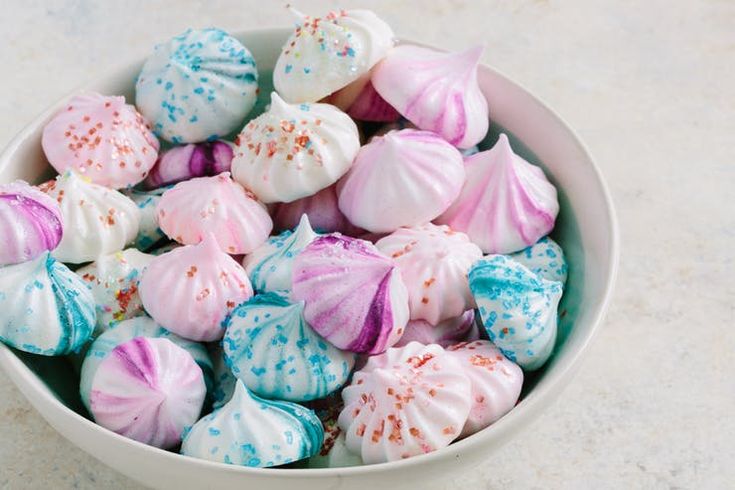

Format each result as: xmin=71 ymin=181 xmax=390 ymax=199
xmin=345 ymin=80 xmax=401 ymax=122
xmin=89 ymin=336 xmax=206 ymax=449
xmin=338 ymin=342 xmax=471 ymax=463
xmin=394 ymin=310 xmax=480 ymax=348
xmin=445 ymin=340 xmax=523 ymax=437
xmin=337 ymin=129 xmax=465 ymax=233
xmin=436 ymin=134 xmax=559 ymax=254
xmin=292 ymin=234 xmax=409 ymax=354
xmin=41 ymin=93 xmax=160 ymax=189
xmin=138 ymin=234 xmax=253 ymax=341
xmin=270 ymin=184 xmax=359 ymax=234
xmin=156 ymin=172 xmax=272 ymax=254
xmin=372 ymin=45 xmax=489 ymax=149
xmin=376 ymin=224 xmax=482 ymax=324
xmin=144 ymin=140 xmax=234 ymax=189
xmin=0 ymin=181 xmax=63 ymax=266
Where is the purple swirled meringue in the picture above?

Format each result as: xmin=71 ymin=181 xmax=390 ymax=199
xmin=342 ymin=79 xmax=401 ymax=122
xmin=292 ymin=234 xmax=409 ymax=354
xmin=372 ymin=45 xmax=489 ymax=149
xmin=0 ymin=181 xmax=63 ymax=266
xmin=143 ymin=140 xmax=234 ymax=189
xmin=394 ymin=310 xmax=480 ymax=349
xmin=337 ymin=129 xmax=465 ymax=233
xmin=270 ymin=184 xmax=360 ymax=234
xmin=436 ymin=134 xmax=559 ymax=254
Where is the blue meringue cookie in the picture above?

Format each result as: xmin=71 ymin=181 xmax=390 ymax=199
xmin=181 ymin=380 xmax=323 ymax=467
xmin=209 ymin=343 xmax=237 ymax=410
xmin=509 ymin=236 xmax=568 ymax=286
xmin=79 ymin=316 xmax=213 ymax=410
xmin=123 ymin=186 xmax=169 ymax=250
xmin=242 ymin=214 xmax=319 ymax=294
xmin=469 ymin=255 xmax=563 ymax=370
xmin=223 ymin=291 xmax=355 ymax=402
xmin=136 ymin=28 xmax=259 ymax=144
xmin=0 ymin=252 xmax=94 ymax=355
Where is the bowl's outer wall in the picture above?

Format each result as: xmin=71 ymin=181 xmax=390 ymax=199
xmin=0 ymin=28 xmax=618 ymax=490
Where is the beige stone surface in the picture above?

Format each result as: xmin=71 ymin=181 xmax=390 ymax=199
xmin=1 ymin=0 xmax=733 ymax=488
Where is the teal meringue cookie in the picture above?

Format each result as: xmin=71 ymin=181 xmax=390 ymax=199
xmin=223 ymin=291 xmax=355 ymax=402
xmin=242 ymin=214 xmax=319 ymax=294
xmin=509 ymin=236 xmax=568 ymax=286
xmin=181 ymin=380 xmax=323 ymax=467
xmin=123 ymin=186 xmax=170 ymax=250
xmin=0 ymin=252 xmax=95 ymax=355
xmin=208 ymin=342 xmax=237 ymax=410
xmin=469 ymin=255 xmax=563 ymax=370
xmin=79 ymin=316 xmax=213 ymax=411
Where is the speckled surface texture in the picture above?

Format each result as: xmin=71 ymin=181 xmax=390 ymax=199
xmin=1 ymin=0 xmax=733 ymax=488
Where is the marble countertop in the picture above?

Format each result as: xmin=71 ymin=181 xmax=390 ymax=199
xmin=1 ymin=0 xmax=733 ymax=488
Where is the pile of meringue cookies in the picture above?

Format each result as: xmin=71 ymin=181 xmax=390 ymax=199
xmin=0 ymin=8 xmax=567 ymax=468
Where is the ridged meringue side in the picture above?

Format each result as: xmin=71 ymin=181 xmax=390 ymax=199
xmin=292 ymin=235 xmax=409 ymax=354
xmin=337 ymin=129 xmax=465 ymax=233
xmin=0 ymin=253 xmax=95 ymax=355
xmin=156 ymin=172 xmax=272 ymax=254
xmin=376 ymin=224 xmax=482 ymax=324
xmin=0 ymin=181 xmax=63 ymax=266
xmin=469 ymin=255 xmax=563 ymax=370
xmin=138 ymin=234 xmax=254 ymax=341
xmin=144 ymin=140 xmax=234 ymax=189
xmin=445 ymin=340 xmax=523 ymax=437
xmin=136 ymin=28 xmax=259 ymax=144
xmin=274 ymin=9 xmax=394 ymax=103
xmin=394 ymin=310 xmax=479 ymax=348
xmin=372 ymin=45 xmax=489 ymax=149
xmin=181 ymin=380 xmax=324 ymax=467
xmin=41 ymin=93 xmax=160 ymax=189
xmin=123 ymin=186 xmax=168 ymax=250
xmin=243 ymin=214 xmax=319 ymax=293
xmin=232 ymin=93 xmax=360 ymax=203
xmin=89 ymin=337 xmax=206 ymax=449
xmin=436 ymin=134 xmax=559 ymax=254
xmin=270 ymin=184 xmax=359 ymax=234
xmin=40 ymin=172 xmax=140 ymax=264
xmin=509 ymin=236 xmax=568 ymax=286
xmin=338 ymin=342 xmax=472 ymax=463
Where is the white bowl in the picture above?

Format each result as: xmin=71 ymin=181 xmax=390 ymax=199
xmin=0 ymin=28 xmax=618 ymax=490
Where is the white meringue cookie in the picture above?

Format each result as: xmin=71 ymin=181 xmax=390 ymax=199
xmin=231 ymin=93 xmax=360 ymax=203
xmin=509 ymin=236 xmax=568 ymax=286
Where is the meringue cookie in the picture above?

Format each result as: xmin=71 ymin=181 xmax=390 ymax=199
xmin=436 ymin=134 xmax=559 ymax=254
xmin=469 ymin=255 xmax=563 ymax=370
xmin=136 ymin=28 xmax=259 ymax=144
xmin=223 ymin=291 xmax=356 ymax=402
xmin=509 ymin=236 xmax=568 ymax=286
xmin=292 ymin=235 xmax=409 ymax=354
xmin=209 ymin=343 xmax=237 ymax=410
xmin=231 ymin=93 xmax=360 ymax=203
xmin=144 ymin=140 xmax=234 ymax=189
xmin=80 ymin=316 xmax=212 ymax=411
xmin=445 ymin=340 xmax=523 ymax=437
xmin=274 ymin=9 xmax=394 ymax=103
xmin=337 ymin=129 xmax=465 ymax=233
xmin=338 ymin=342 xmax=471 ymax=463
xmin=376 ymin=224 xmax=482 ymax=324
xmin=123 ymin=186 xmax=168 ymax=250
xmin=243 ymin=214 xmax=318 ymax=293
xmin=156 ymin=172 xmax=272 ymax=254
xmin=372 ymin=45 xmax=489 ymax=149
xmin=0 ymin=181 xmax=63 ymax=266
xmin=76 ymin=249 xmax=154 ymax=333
xmin=149 ymin=241 xmax=180 ymax=256
xmin=345 ymin=80 xmax=400 ymax=122
xmin=40 ymin=172 xmax=140 ymax=264
xmin=89 ymin=337 xmax=206 ymax=448
xmin=394 ymin=310 xmax=480 ymax=348
xmin=0 ymin=252 xmax=94 ymax=355
xmin=302 ymin=406 xmax=363 ymax=468
xmin=270 ymin=184 xmax=358 ymax=234
xmin=181 ymin=380 xmax=323 ymax=467
xmin=41 ymin=93 xmax=159 ymax=189
xmin=138 ymin=234 xmax=254 ymax=341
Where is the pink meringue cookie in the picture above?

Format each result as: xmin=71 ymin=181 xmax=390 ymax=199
xmin=338 ymin=342 xmax=471 ymax=463
xmin=436 ymin=134 xmax=559 ymax=254
xmin=344 ymin=80 xmax=401 ymax=122
xmin=372 ymin=45 xmax=489 ymax=149
xmin=394 ymin=310 xmax=480 ymax=348
xmin=89 ymin=337 xmax=206 ymax=449
xmin=292 ymin=235 xmax=409 ymax=354
xmin=41 ymin=93 xmax=160 ymax=189
xmin=376 ymin=224 xmax=482 ymax=324
xmin=337 ymin=129 xmax=465 ymax=233
xmin=156 ymin=172 xmax=272 ymax=254
xmin=445 ymin=340 xmax=523 ymax=437
xmin=0 ymin=181 xmax=63 ymax=266
xmin=138 ymin=234 xmax=253 ymax=341
xmin=144 ymin=140 xmax=234 ymax=189
xmin=270 ymin=184 xmax=360 ymax=234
